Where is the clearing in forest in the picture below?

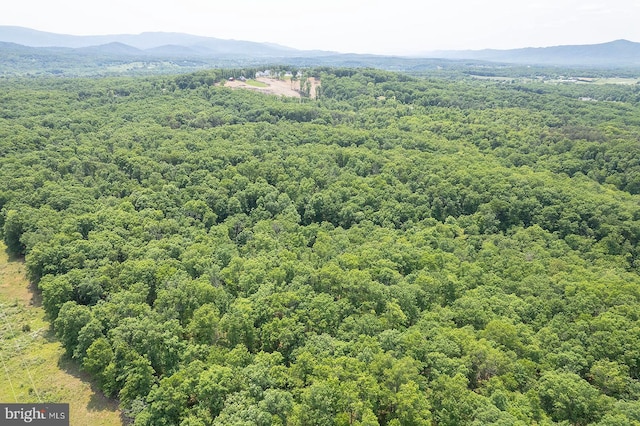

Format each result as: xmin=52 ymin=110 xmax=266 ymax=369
xmin=0 ymin=243 xmax=122 ymax=426
xmin=224 ymin=76 xmax=320 ymax=98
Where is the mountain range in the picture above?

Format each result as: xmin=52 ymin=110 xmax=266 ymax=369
xmin=431 ymin=39 xmax=640 ymax=67
xmin=0 ymin=26 xmax=331 ymax=58
xmin=1 ymin=26 xmax=639 ymax=74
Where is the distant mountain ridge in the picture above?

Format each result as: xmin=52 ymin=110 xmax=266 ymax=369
xmin=431 ymin=39 xmax=640 ymax=66
xmin=1 ymin=26 xmax=640 ymax=68
xmin=0 ymin=26 xmax=332 ymax=58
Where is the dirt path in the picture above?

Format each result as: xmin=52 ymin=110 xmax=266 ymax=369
xmin=0 ymin=244 xmax=123 ymax=426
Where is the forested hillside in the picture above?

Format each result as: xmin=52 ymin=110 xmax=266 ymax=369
xmin=1 ymin=69 xmax=640 ymax=425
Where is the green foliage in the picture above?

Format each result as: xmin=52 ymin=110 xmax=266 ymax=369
xmin=537 ymin=371 xmax=612 ymax=424
xmin=1 ymin=68 xmax=640 ymax=425
xmin=54 ymin=301 xmax=92 ymax=358
xmin=2 ymin=209 xmax=25 ymax=255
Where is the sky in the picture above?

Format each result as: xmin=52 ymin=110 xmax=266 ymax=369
xmin=2 ymin=0 xmax=640 ymax=55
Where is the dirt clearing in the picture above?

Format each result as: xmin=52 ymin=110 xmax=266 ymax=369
xmin=224 ymin=77 xmax=320 ymax=98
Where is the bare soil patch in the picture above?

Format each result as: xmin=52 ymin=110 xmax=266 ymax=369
xmin=224 ymin=77 xmax=320 ymax=98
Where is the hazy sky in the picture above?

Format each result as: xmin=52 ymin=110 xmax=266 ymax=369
xmin=2 ymin=0 xmax=639 ymax=54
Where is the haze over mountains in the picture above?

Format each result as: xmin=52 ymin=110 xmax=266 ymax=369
xmin=0 ymin=26 xmax=330 ymax=58
xmin=1 ymin=26 xmax=640 ymax=70
xmin=431 ymin=39 xmax=640 ymax=67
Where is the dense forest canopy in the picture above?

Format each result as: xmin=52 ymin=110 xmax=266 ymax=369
xmin=1 ymin=68 xmax=640 ymax=425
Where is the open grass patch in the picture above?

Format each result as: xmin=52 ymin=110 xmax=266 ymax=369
xmin=0 ymin=243 xmax=122 ymax=426
xmin=246 ymin=79 xmax=269 ymax=87
xmin=592 ymin=77 xmax=640 ymax=85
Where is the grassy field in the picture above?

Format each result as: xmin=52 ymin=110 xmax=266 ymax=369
xmin=591 ymin=77 xmax=640 ymax=85
xmin=245 ymin=79 xmax=269 ymax=87
xmin=0 ymin=243 xmax=123 ymax=426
